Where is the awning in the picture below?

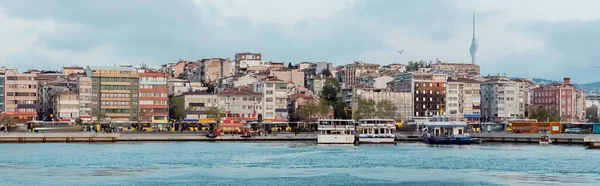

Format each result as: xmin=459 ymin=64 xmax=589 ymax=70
xmin=464 ymin=114 xmax=481 ymax=119
xmin=220 ymin=123 xmax=243 ymax=128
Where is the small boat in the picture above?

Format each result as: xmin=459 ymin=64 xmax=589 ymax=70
xmin=317 ymin=119 xmax=356 ymax=144
xmin=539 ymin=135 xmax=552 ymax=145
xmin=421 ymin=116 xmax=471 ymax=145
xmin=357 ymin=119 xmax=396 ymax=144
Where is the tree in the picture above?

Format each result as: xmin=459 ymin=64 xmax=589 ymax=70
xmin=75 ymin=117 xmax=83 ymax=125
xmin=320 ymin=77 xmax=341 ymax=103
xmin=205 ymin=106 xmax=225 ymax=127
xmin=375 ymin=99 xmax=397 ymax=119
xmin=169 ymin=96 xmax=187 ymax=122
xmin=288 ymin=62 xmax=293 ymax=69
xmin=206 ymin=84 xmax=215 ymax=94
xmin=353 ymin=99 xmax=377 ymax=120
xmin=321 ymin=69 xmax=332 ymax=77
xmin=529 ymin=107 xmax=561 ymax=122
xmin=92 ymin=110 xmax=107 ymax=124
xmin=405 ymin=60 xmax=429 ymax=72
xmin=0 ymin=115 xmax=17 ymax=126
xmin=299 ymin=99 xmax=330 ymax=123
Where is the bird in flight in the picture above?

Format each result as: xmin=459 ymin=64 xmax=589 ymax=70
xmin=397 ymin=49 xmax=404 ymax=54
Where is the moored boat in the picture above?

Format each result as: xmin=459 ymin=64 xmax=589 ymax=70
xmin=317 ymin=119 xmax=356 ymax=144
xmin=357 ymin=119 xmax=396 ymax=144
xmin=539 ymin=134 xmax=552 ymax=145
xmin=421 ymin=116 xmax=471 ymax=145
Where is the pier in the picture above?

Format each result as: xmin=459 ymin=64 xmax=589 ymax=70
xmin=470 ymin=133 xmax=591 ymax=144
xmin=0 ymin=133 xmax=119 ymax=143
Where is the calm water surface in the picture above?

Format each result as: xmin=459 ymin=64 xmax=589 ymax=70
xmin=0 ymin=142 xmax=599 ymax=186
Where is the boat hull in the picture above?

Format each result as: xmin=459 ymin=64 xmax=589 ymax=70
xmin=358 ymin=137 xmax=395 ymax=144
xmin=318 ymin=134 xmax=355 ymax=144
xmin=421 ymin=136 xmax=472 ymax=145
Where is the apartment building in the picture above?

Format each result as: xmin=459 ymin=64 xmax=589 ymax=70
xmin=481 ymin=78 xmax=522 ymax=122
xmin=3 ymin=69 xmax=38 ymax=121
xmin=0 ymin=74 xmax=4 ymax=113
xmin=431 ymin=61 xmax=480 ymax=77
xmin=63 ymin=66 xmax=85 ymax=75
xmin=200 ymin=58 xmax=234 ymax=83
xmin=184 ymin=90 xmax=218 ymax=120
xmin=77 ymin=77 xmax=92 ymax=121
xmin=218 ymin=88 xmax=263 ymax=119
xmin=394 ymin=72 xmax=448 ymax=118
xmin=53 ymin=91 xmax=79 ymax=120
xmin=345 ymin=61 xmax=379 ymax=88
xmin=86 ymin=66 xmax=139 ymax=122
xmin=270 ymin=69 xmax=304 ymax=87
xmin=446 ymin=78 xmax=481 ymax=120
xmin=253 ymin=77 xmax=288 ymax=122
xmin=531 ymin=78 xmax=581 ymax=122
xmin=139 ymin=72 xmax=169 ymax=123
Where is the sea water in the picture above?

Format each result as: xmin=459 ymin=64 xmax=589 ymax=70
xmin=0 ymin=142 xmax=599 ymax=186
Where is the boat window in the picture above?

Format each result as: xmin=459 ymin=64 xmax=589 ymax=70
xmin=380 ymin=128 xmax=385 ymax=134
xmin=458 ymin=129 xmax=463 ymax=135
xmin=391 ymin=129 xmax=395 ymax=134
xmin=374 ymin=129 xmax=379 ymax=134
xmin=326 ymin=130 xmax=331 ymax=134
xmin=363 ymin=128 xmax=367 ymax=134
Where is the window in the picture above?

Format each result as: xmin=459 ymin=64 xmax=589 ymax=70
xmin=266 ymin=98 xmax=273 ymax=102
xmin=266 ymin=83 xmax=273 ymax=88
xmin=266 ymin=90 xmax=273 ymax=95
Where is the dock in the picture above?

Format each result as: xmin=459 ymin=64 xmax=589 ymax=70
xmin=470 ymin=133 xmax=592 ymax=144
xmin=0 ymin=133 xmax=119 ymax=143
xmin=584 ymin=136 xmax=600 ymax=148
xmin=0 ymin=133 xmax=316 ymax=143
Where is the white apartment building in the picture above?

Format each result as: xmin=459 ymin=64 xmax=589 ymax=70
xmin=218 ymin=88 xmax=263 ymax=119
xmin=446 ymin=78 xmax=481 ymax=120
xmin=77 ymin=77 xmax=92 ymax=121
xmin=53 ymin=91 xmax=80 ymax=120
xmin=481 ymin=78 xmax=522 ymax=122
xmin=253 ymin=77 xmax=288 ymax=122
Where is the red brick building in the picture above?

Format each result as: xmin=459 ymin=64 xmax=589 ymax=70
xmin=139 ymin=72 xmax=169 ymax=123
xmin=531 ymin=78 xmax=577 ymax=122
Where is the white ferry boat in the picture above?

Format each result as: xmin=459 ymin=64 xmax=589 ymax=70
xmin=357 ymin=119 xmax=396 ymax=144
xmin=317 ymin=119 xmax=356 ymax=144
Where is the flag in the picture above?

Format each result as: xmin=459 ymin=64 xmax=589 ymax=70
xmin=253 ymin=109 xmax=256 ymax=117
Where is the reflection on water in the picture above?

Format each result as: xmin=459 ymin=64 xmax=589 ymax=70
xmin=0 ymin=142 xmax=598 ymax=186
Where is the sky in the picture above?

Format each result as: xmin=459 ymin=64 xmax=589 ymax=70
xmin=0 ymin=0 xmax=599 ymax=83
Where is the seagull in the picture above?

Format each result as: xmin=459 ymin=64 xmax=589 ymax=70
xmin=397 ymin=49 xmax=404 ymax=54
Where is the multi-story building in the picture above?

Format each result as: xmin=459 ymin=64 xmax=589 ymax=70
xmin=53 ymin=91 xmax=79 ymax=120
xmin=4 ymin=69 xmax=38 ymax=122
xmin=351 ymin=88 xmax=413 ymax=120
xmin=253 ymin=77 xmax=288 ymax=122
xmin=77 ymin=77 xmax=92 ymax=121
xmin=310 ymin=76 xmax=326 ymax=96
xmin=183 ymin=90 xmax=218 ymax=120
xmin=63 ymin=66 xmax=85 ymax=75
xmin=345 ymin=61 xmax=379 ymax=88
xmin=0 ymin=74 xmax=4 ymax=113
xmin=270 ymin=69 xmax=305 ymax=87
xmin=233 ymin=74 xmax=258 ymax=88
xmin=576 ymin=90 xmax=586 ymax=122
xmin=587 ymin=95 xmax=600 ymax=109
xmin=531 ymin=78 xmax=580 ymax=122
xmin=481 ymin=78 xmax=522 ymax=122
xmin=200 ymin=58 xmax=233 ymax=83
xmin=86 ymin=66 xmax=139 ymax=122
xmin=446 ymin=78 xmax=481 ymax=121
xmin=218 ymin=88 xmax=263 ymax=119
xmin=38 ymin=79 xmax=72 ymax=120
xmin=380 ymin=63 xmax=406 ymax=72
xmin=139 ymin=72 xmax=169 ymax=123
xmin=394 ymin=72 xmax=447 ymax=118
xmin=431 ymin=61 xmax=480 ymax=77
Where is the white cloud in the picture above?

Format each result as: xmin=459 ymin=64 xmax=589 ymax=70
xmin=193 ymin=0 xmax=357 ymax=26
xmin=458 ymin=0 xmax=600 ymax=22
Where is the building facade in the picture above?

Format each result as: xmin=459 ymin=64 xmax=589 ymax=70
xmin=446 ymin=78 xmax=481 ymax=120
xmin=0 ymin=75 xmax=4 ymax=113
xmin=139 ymin=72 xmax=169 ymax=123
xmin=270 ymin=69 xmax=305 ymax=87
xmin=351 ymin=88 xmax=413 ymax=120
xmin=200 ymin=58 xmax=233 ymax=83
xmin=344 ymin=61 xmax=379 ymax=88
xmin=4 ymin=69 xmax=38 ymax=122
xmin=253 ymin=78 xmax=288 ymax=122
xmin=86 ymin=66 xmax=139 ymax=122
xmin=53 ymin=91 xmax=79 ymax=120
xmin=77 ymin=77 xmax=92 ymax=121
xmin=531 ymin=78 xmax=580 ymax=122
xmin=481 ymin=78 xmax=521 ymax=122
xmin=395 ymin=72 xmax=447 ymax=118
xmin=183 ymin=91 xmax=218 ymax=120
xmin=431 ymin=62 xmax=480 ymax=77
xmin=218 ymin=88 xmax=263 ymax=119
xmin=63 ymin=66 xmax=85 ymax=75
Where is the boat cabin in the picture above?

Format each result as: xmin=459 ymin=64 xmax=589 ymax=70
xmin=317 ymin=119 xmax=356 ymax=135
xmin=357 ymin=119 xmax=396 ymax=137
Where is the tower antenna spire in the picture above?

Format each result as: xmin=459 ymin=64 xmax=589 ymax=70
xmin=469 ymin=11 xmax=478 ymax=65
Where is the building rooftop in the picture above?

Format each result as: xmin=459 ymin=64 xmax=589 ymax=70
xmin=87 ymin=66 xmax=137 ymax=72
xmin=218 ymin=88 xmax=262 ymax=97
xmin=448 ymin=78 xmax=481 ymax=83
xmin=186 ymin=90 xmax=214 ymax=96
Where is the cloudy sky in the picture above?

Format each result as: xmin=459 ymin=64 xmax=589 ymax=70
xmin=0 ymin=0 xmax=599 ymax=83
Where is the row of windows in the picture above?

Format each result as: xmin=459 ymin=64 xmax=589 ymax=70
xmin=6 ymin=84 xmax=37 ymax=89
xmin=95 ymin=70 xmax=136 ymax=75
xmin=6 ymin=92 xmax=36 ymax=96
xmin=101 ymin=93 xmax=130 ymax=98
xmin=415 ymin=83 xmax=446 ymax=88
xmin=415 ymin=90 xmax=446 ymax=95
xmin=97 ymin=77 xmax=138 ymax=82
xmin=4 ymin=108 xmax=36 ymax=112
xmin=101 ymin=85 xmax=133 ymax=90
xmin=140 ymin=85 xmax=167 ymax=89
xmin=140 ymin=77 xmax=166 ymax=82
xmin=140 ymin=100 xmax=167 ymax=105
xmin=140 ymin=93 xmax=167 ymax=97
xmin=219 ymin=97 xmax=261 ymax=101
xmin=5 ymin=100 xmax=36 ymax=104
xmin=101 ymin=101 xmax=131 ymax=106
xmin=58 ymin=104 xmax=79 ymax=109
xmin=6 ymin=76 xmax=35 ymax=81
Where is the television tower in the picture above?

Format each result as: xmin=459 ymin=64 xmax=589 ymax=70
xmin=469 ymin=12 xmax=478 ymax=64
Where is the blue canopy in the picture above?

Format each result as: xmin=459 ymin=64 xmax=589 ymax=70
xmin=464 ymin=114 xmax=481 ymax=119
